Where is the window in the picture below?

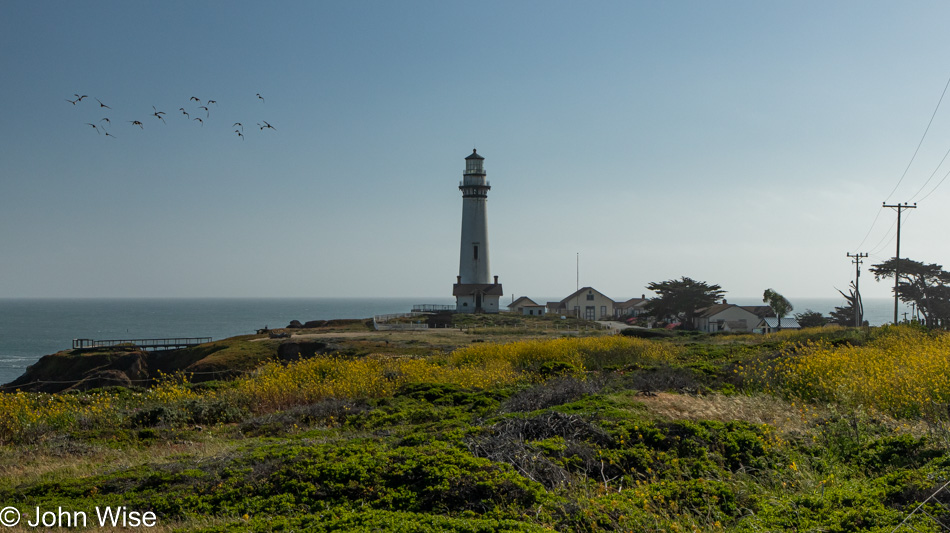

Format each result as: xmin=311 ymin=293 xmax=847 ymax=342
xmin=601 ymin=306 xmax=607 ymax=318
xmin=587 ymin=293 xmax=594 ymax=301
xmin=474 ymin=245 xmax=478 ymax=260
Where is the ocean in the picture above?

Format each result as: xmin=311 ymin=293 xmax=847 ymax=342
xmin=0 ymin=296 xmax=909 ymax=387
xmin=0 ymin=297 xmax=454 ymax=386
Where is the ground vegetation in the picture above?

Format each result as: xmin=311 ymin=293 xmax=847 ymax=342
xmin=2 ymin=320 xmax=950 ymax=531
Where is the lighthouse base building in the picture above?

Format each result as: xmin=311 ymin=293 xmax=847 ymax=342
xmin=454 ymin=275 xmax=503 ymax=314
xmin=453 ymin=149 xmax=502 ymax=314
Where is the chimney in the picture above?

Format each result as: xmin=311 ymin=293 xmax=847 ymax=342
xmin=494 ymin=275 xmax=498 ymax=284
xmin=457 ymin=276 xmax=461 ymax=284
xmin=641 ymin=294 xmax=645 ymax=299
xmin=722 ymin=298 xmax=728 ymax=304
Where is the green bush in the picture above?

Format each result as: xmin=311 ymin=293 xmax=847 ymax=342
xmin=621 ymin=328 xmax=673 ymax=339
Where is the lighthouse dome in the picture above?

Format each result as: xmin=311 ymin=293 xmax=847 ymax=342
xmin=465 ymin=149 xmax=484 ymax=160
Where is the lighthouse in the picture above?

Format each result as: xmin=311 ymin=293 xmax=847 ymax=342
xmin=453 ymin=149 xmax=502 ymax=313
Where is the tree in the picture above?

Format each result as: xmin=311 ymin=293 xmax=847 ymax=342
xmin=830 ymin=286 xmax=863 ymax=327
xmin=645 ymin=277 xmax=726 ymax=329
xmin=869 ymin=258 xmax=950 ymax=327
xmin=762 ymin=289 xmax=793 ymax=331
xmin=795 ymin=309 xmax=827 ymax=328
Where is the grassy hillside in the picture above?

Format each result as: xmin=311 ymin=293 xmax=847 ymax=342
xmin=2 ymin=324 xmax=950 ymax=531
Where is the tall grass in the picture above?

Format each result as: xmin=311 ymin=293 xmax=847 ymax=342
xmin=237 ymin=336 xmax=681 ymax=412
xmin=0 ymin=390 xmax=118 ymax=444
xmin=745 ymin=325 xmax=950 ymax=420
xmin=448 ymin=335 xmax=681 ymax=371
xmin=0 ymin=336 xmax=682 ymax=441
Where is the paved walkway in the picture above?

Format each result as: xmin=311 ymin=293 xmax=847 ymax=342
xmin=597 ymin=320 xmax=636 ymax=331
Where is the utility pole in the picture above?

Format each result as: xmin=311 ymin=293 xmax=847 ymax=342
xmin=883 ymin=202 xmax=917 ymax=324
xmin=847 ymin=252 xmax=868 ymax=327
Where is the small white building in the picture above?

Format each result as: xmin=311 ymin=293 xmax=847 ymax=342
xmin=507 ymin=296 xmax=546 ymax=316
xmin=694 ymin=303 xmax=762 ymax=333
xmin=547 ymin=287 xmax=616 ymax=320
xmin=754 ymin=316 xmax=802 ymax=334
xmin=454 ymin=277 xmax=503 ymax=314
xmin=615 ymin=295 xmax=649 ymax=318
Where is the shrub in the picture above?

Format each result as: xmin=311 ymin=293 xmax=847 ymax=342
xmin=621 ymin=328 xmax=673 ymax=339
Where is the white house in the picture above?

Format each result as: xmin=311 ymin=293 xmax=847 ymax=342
xmin=547 ymin=287 xmax=616 ymax=320
xmin=694 ymin=303 xmax=762 ymax=333
xmin=508 ymin=296 xmax=546 ymax=316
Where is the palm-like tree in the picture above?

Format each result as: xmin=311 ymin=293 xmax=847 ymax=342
xmin=763 ymin=288 xmax=793 ymax=331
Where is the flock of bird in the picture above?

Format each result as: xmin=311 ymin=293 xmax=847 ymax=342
xmin=66 ymin=93 xmax=275 ymax=140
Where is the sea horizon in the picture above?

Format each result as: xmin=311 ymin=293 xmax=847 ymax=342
xmin=0 ymin=296 xmax=912 ymax=386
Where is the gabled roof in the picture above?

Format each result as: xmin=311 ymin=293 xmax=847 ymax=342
xmin=698 ymin=303 xmax=734 ymax=318
xmin=742 ymin=305 xmax=776 ymax=318
xmin=453 ymin=283 xmax=504 ymax=296
xmin=757 ymin=317 xmax=801 ymax=329
xmin=616 ymin=297 xmax=648 ymax=309
xmin=559 ymin=287 xmax=616 ymax=305
xmin=508 ymin=296 xmax=542 ymax=308
xmin=698 ymin=303 xmax=761 ymax=319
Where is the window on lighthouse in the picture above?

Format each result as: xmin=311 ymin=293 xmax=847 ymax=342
xmin=474 ymin=245 xmax=479 ymax=260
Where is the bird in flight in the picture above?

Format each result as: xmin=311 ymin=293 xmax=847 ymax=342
xmin=66 ymin=98 xmax=78 ymax=105
xmin=261 ymin=120 xmax=275 ymax=131
xmin=105 ymin=131 xmax=117 ymax=138
xmin=233 ymin=122 xmax=243 ymax=132
xmin=179 ymin=107 xmax=190 ymax=118
xmin=74 ymin=94 xmax=88 ymax=102
xmin=198 ymin=105 xmax=209 ymax=117
xmin=128 ymin=120 xmax=144 ymax=129
xmin=85 ymin=123 xmax=100 ymax=134
xmin=256 ymin=93 xmax=265 ymax=103
xmin=235 ymin=130 xmax=244 ymax=140
xmin=100 ymin=117 xmax=111 ymax=125
xmin=193 ymin=117 xmax=203 ymax=126
xmin=190 ymin=96 xmax=201 ymax=103
xmin=152 ymin=106 xmax=166 ymax=123
xmin=96 ymin=98 xmax=111 ymax=109
xmin=207 ymin=99 xmax=217 ymax=105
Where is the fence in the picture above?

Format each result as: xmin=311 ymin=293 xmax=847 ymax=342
xmin=411 ymin=304 xmax=456 ymax=312
xmin=373 ymin=313 xmax=430 ymax=331
xmin=72 ymin=337 xmax=212 ymax=351
xmin=890 ymin=479 xmax=950 ymax=532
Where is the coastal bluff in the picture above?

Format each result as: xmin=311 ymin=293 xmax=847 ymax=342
xmin=0 ymin=325 xmax=364 ymax=393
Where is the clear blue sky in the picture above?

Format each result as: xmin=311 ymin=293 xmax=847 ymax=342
xmin=3 ymin=1 xmax=950 ymax=303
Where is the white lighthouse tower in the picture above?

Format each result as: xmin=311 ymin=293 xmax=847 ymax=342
xmin=453 ymin=149 xmax=502 ymax=313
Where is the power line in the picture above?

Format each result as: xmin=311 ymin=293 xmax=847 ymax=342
xmin=916 ymin=165 xmax=950 ymax=202
xmin=908 ymin=142 xmax=950 ymax=202
xmin=868 ymin=217 xmax=899 ymax=255
xmin=869 ymin=210 xmax=916 ymax=256
xmin=884 ymin=71 xmax=950 ymax=203
xmin=853 ymin=206 xmax=885 ymax=251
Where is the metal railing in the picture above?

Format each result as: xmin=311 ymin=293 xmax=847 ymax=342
xmin=373 ymin=312 xmax=430 ymax=331
xmin=411 ymin=304 xmax=456 ymax=312
xmin=72 ymin=337 xmax=212 ymax=350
